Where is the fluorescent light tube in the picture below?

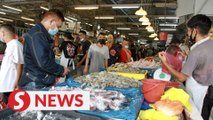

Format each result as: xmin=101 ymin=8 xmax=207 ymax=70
xmin=117 ymin=27 xmax=131 ymax=30
xmin=0 ymin=20 xmax=4 ymax=23
xmin=68 ymin=17 xmax=77 ymax=21
xmin=159 ymin=23 xmax=178 ymax=27
xmin=75 ymin=6 xmax=99 ymax=10
xmin=65 ymin=17 xmax=73 ymax=22
xmin=108 ymin=22 xmax=125 ymax=25
xmin=85 ymin=23 xmax=93 ymax=26
xmin=128 ymin=33 xmax=139 ymax=36
xmin=160 ymin=28 xmax=176 ymax=31
xmin=112 ymin=5 xmax=139 ymax=9
xmin=158 ymin=17 xmax=179 ymax=19
xmin=0 ymin=17 xmax=13 ymax=22
xmin=0 ymin=11 xmax=6 ymax=15
xmin=29 ymin=23 xmax=35 ymax=26
xmin=95 ymin=16 xmax=114 ymax=19
xmin=21 ymin=16 xmax=34 ymax=22
xmin=40 ymin=6 xmax=49 ymax=11
xmin=2 ymin=5 xmax=22 ymax=12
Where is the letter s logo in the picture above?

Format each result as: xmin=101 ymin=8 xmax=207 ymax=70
xmin=8 ymin=90 xmax=30 ymax=112
xmin=14 ymin=92 xmax=25 ymax=110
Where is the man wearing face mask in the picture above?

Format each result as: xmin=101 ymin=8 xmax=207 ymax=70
xmin=19 ymin=9 xmax=70 ymax=90
xmin=84 ymin=32 xmax=109 ymax=74
xmin=118 ymin=39 xmax=132 ymax=63
xmin=158 ymin=14 xmax=213 ymax=120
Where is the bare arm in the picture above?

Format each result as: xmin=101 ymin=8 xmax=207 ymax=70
xmin=77 ymin=52 xmax=87 ymax=67
xmin=158 ymin=52 xmax=188 ymax=82
xmin=14 ymin=64 xmax=23 ymax=90
xmin=83 ymin=57 xmax=90 ymax=74
xmin=105 ymin=59 xmax=108 ymax=68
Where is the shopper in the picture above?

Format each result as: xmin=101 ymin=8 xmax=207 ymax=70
xmin=0 ymin=24 xmax=24 ymax=92
xmin=129 ymin=42 xmax=137 ymax=61
xmin=0 ymin=24 xmax=24 ymax=103
xmin=138 ymin=44 xmax=147 ymax=59
xmin=59 ymin=33 xmax=78 ymax=82
xmin=84 ymin=37 xmax=109 ymax=74
xmin=19 ymin=9 xmax=70 ymax=90
xmin=106 ymin=34 xmax=119 ymax=66
xmin=158 ymin=14 xmax=213 ymax=119
xmin=97 ymin=32 xmax=106 ymax=40
xmin=118 ymin=39 xmax=132 ymax=63
xmin=76 ymin=30 xmax=91 ymax=76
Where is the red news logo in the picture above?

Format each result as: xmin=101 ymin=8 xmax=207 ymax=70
xmin=8 ymin=90 xmax=30 ymax=112
xmin=35 ymin=94 xmax=83 ymax=107
xmin=8 ymin=90 xmax=90 ymax=112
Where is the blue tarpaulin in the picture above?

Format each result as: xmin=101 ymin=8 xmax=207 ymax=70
xmin=54 ymin=78 xmax=143 ymax=120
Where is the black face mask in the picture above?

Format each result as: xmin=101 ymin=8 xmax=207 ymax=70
xmin=98 ymin=39 xmax=106 ymax=45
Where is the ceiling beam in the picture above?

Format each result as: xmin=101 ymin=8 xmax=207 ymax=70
xmin=0 ymin=1 xmax=47 ymax=5
xmin=96 ymin=15 xmax=176 ymax=18
xmin=73 ymin=3 xmax=177 ymax=8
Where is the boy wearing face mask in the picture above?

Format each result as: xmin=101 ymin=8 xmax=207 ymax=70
xmin=19 ymin=9 xmax=70 ymax=90
xmin=76 ymin=30 xmax=91 ymax=76
xmin=83 ymin=33 xmax=109 ymax=74
xmin=118 ymin=39 xmax=132 ymax=63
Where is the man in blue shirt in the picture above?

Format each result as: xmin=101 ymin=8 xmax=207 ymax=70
xmin=19 ymin=9 xmax=70 ymax=90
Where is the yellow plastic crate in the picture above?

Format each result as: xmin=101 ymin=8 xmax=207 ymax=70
xmin=110 ymin=71 xmax=147 ymax=80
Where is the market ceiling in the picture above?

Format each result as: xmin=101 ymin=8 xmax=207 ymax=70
xmin=0 ymin=0 xmax=178 ymax=39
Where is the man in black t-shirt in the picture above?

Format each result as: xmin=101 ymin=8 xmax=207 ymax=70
xmin=76 ymin=30 xmax=91 ymax=76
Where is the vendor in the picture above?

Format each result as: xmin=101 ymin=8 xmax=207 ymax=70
xmin=158 ymin=14 xmax=213 ymax=120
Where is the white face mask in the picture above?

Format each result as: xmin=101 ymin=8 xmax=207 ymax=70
xmin=124 ymin=45 xmax=129 ymax=48
xmin=80 ymin=38 xmax=84 ymax=41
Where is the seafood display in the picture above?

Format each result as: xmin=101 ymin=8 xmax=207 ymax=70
xmin=128 ymin=57 xmax=161 ymax=68
xmin=75 ymin=71 xmax=142 ymax=88
xmin=50 ymin=86 xmax=128 ymax=111
xmin=3 ymin=111 xmax=79 ymax=120
xmin=107 ymin=63 xmax=147 ymax=74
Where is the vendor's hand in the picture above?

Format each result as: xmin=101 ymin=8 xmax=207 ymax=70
xmin=83 ymin=67 xmax=88 ymax=75
xmin=158 ymin=52 xmax=167 ymax=63
xmin=63 ymin=67 xmax=70 ymax=76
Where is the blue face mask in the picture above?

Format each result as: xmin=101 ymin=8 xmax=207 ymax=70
xmin=48 ymin=27 xmax=58 ymax=36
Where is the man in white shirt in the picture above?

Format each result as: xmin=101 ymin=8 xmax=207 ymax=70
xmin=0 ymin=24 xmax=24 ymax=103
